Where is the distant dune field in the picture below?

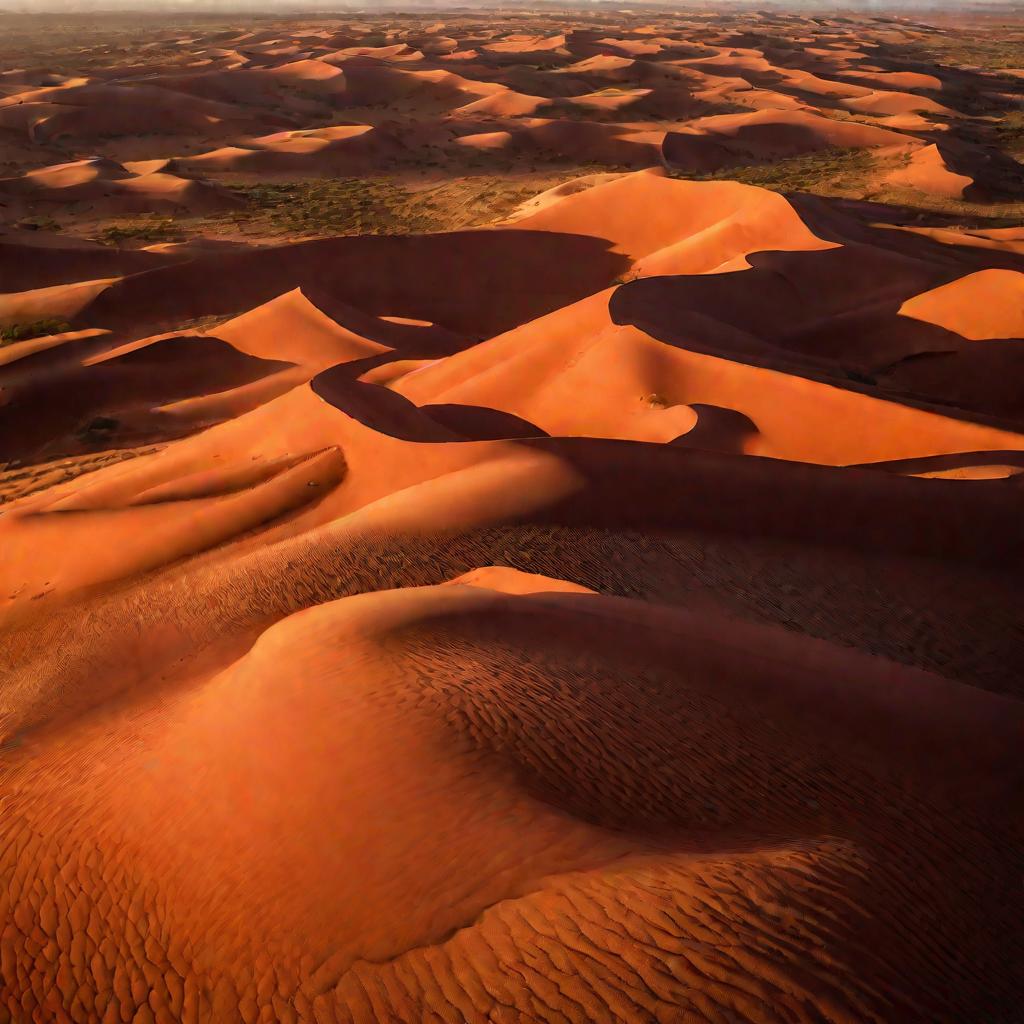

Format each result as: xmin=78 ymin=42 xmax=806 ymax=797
xmin=1 ymin=7 xmax=1023 ymax=1023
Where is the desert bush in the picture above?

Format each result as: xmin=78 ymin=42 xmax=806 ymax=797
xmin=99 ymin=218 xmax=180 ymax=244
xmin=0 ymin=319 xmax=72 ymax=345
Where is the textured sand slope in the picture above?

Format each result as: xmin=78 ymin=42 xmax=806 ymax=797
xmin=2 ymin=572 xmax=1021 ymax=1022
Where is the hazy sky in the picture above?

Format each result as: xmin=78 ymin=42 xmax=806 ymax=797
xmin=3 ymin=0 xmax=1018 ymax=7
xmin=1 ymin=0 xmax=1017 ymax=12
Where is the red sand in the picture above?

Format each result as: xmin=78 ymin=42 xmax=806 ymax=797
xmin=1 ymin=10 xmax=1023 ymax=1024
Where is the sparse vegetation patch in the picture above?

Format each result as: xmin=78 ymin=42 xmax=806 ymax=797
xmin=228 ymin=179 xmax=434 ymax=236
xmin=98 ymin=218 xmax=182 ymax=245
xmin=669 ymin=147 xmax=876 ymax=197
xmin=0 ymin=319 xmax=72 ymax=345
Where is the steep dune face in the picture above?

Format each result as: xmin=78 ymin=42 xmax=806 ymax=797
xmin=394 ymin=317 xmax=1024 ymax=460
xmin=898 ymin=269 xmax=1024 ymax=341
xmin=885 ymin=143 xmax=974 ymax=198
xmin=210 ymin=288 xmax=392 ymax=370
xmin=505 ymin=168 xmax=837 ymax=265
xmin=2 ymin=9 xmax=1024 ymax=1024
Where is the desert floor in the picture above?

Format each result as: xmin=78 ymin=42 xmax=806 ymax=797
xmin=1 ymin=6 xmax=1023 ymax=1023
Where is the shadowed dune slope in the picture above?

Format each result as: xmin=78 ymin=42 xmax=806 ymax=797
xmin=70 ymin=229 xmax=629 ymax=339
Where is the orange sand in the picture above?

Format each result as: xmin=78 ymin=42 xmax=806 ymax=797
xmin=1 ymin=10 xmax=1023 ymax=1024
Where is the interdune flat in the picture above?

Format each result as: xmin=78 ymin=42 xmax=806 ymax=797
xmin=1 ymin=7 xmax=1023 ymax=1024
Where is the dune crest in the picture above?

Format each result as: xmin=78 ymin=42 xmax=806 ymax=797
xmin=899 ymin=269 xmax=1024 ymax=341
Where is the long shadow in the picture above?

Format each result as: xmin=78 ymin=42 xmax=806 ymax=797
xmin=308 ymin=361 xmax=1024 ymax=564
xmin=880 ymin=341 xmax=1024 ymax=422
xmin=607 ymin=236 xmax=1024 ymax=432
xmin=0 ymin=336 xmax=293 ymax=464
xmin=76 ymin=229 xmax=630 ymax=341
xmin=0 ymin=236 xmax=173 ymax=292
xmin=793 ymin=191 xmax=1024 ymax=233
xmin=850 ymin=449 xmax=1024 ymax=475
xmin=310 ymin=364 xmax=548 ymax=442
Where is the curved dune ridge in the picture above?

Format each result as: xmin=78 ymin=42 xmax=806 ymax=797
xmin=2 ymin=8 xmax=1024 ymax=1024
xmin=885 ymin=143 xmax=974 ymax=199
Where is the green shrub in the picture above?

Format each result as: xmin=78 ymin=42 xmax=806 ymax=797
xmin=0 ymin=319 xmax=72 ymax=346
xmin=99 ymin=219 xmax=180 ymax=244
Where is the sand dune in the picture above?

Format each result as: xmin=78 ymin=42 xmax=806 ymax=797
xmin=67 ymin=228 xmax=628 ymax=338
xmin=0 ymin=331 xmax=293 ymax=462
xmin=0 ymin=230 xmax=170 ymax=291
xmin=0 ymin=81 xmax=269 ymax=143
xmin=394 ymin=312 xmax=1024 ymax=461
xmin=663 ymin=107 xmax=909 ymax=172
xmin=899 ymin=269 xmax=1024 ymax=340
xmin=885 ymin=143 xmax=974 ymax=198
xmin=507 ymin=169 xmax=837 ymax=274
xmin=1 ymin=9 xmax=1023 ymax=1024
xmin=457 ymin=117 xmax=668 ymax=167
xmin=178 ymin=123 xmax=405 ymax=174
xmin=210 ymin=288 xmax=391 ymax=370
xmin=0 ymin=276 xmax=116 ymax=327
xmin=0 ymin=156 xmax=238 ymax=216
xmin=4 ymin=567 xmax=1019 ymax=1019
